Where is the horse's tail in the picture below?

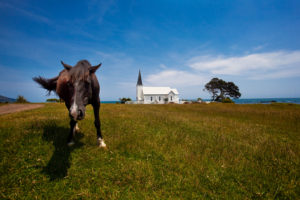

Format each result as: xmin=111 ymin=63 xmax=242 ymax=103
xmin=33 ymin=76 xmax=58 ymax=95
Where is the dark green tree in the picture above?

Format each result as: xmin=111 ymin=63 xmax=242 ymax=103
xmin=204 ymin=78 xmax=241 ymax=102
xmin=119 ymin=97 xmax=132 ymax=104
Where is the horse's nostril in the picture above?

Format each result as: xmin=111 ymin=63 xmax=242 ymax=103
xmin=78 ymin=110 xmax=83 ymax=118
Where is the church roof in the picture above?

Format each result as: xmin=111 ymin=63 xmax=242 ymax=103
xmin=143 ymin=87 xmax=179 ymax=95
xmin=170 ymin=89 xmax=179 ymax=95
xmin=137 ymin=70 xmax=143 ymax=85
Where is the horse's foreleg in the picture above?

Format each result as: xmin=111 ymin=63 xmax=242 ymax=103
xmin=75 ymin=123 xmax=79 ymax=131
xmin=67 ymin=119 xmax=77 ymax=146
xmin=93 ymin=102 xmax=106 ymax=148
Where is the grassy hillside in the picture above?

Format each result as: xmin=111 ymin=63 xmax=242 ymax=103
xmin=0 ymin=103 xmax=299 ymax=199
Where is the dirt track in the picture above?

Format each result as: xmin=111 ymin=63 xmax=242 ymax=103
xmin=0 ymin=104 xmax=44 ymax=115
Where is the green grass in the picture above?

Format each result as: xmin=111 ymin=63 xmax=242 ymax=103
xmin=0 ymin=103 xmax=299 ymax=199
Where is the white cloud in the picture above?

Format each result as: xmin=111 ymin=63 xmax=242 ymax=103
xmin=139 ymin=50 xmax=300 ymax=99
xmin=144 ymin=70 xmax=209 ymax=87
xmin=188 ymin=50 xmax=300 ymax=79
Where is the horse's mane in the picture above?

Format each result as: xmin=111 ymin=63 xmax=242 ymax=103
xmin=70 ymin=60 xmax=91 ymax=82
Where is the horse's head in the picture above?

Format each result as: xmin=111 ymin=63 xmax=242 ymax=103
xmin=61 ymin=60 xmax=101 ymax=121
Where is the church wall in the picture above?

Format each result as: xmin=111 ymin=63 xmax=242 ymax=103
xmin=168 ymin=94 xmax=179 ymax=103
xmin=142 ymin=94 xmax=179 ymax=104
xmin=144 ymin=95 xmax=168 ymax=104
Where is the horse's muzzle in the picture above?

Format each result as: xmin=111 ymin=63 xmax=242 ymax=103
xmin=70 ymin=108 xmax=85 ymax=120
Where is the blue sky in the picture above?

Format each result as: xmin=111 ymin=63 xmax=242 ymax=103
xmin=0 ymin=0 xmax=300 ymax=102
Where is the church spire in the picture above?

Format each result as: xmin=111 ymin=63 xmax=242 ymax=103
xmin=137 ymin=70 xmax=143 ymax=86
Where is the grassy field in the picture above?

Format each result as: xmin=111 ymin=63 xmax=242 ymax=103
xmin=0 ymin=103 xmax=299 ymax=199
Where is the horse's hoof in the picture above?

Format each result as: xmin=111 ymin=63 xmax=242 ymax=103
xmin=68 ymin=141 xmax=75 ymax=146
xmin=98 ymin=139 xmax=107 ymax=149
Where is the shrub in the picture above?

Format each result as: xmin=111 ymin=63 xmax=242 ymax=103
xmin=222 ymin=97 xmax=234 ymax=103
xmin=119 ymin=97 xmax=132 ymax=104
xmin=197 ymin=98 xmax=202 ymax=102
xmin=16 ymin=95 xmax=29 ymax=103
xmin=46 ymin=98 xmax=60 ymax=102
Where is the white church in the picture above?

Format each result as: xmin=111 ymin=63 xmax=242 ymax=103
xmin=136 ymin=70 xmax=180 ymax=104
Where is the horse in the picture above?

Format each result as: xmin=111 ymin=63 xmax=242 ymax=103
xmin=33 ymin=60 xmax=106 ymax=148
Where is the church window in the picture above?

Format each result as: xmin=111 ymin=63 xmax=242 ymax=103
xmin=159 ymin=96 xmax=161 ymax=101
xmin=151 ymin=96 xmax=153 ymax=101
xmin=171 ymin=96 xmax=173 ymax=101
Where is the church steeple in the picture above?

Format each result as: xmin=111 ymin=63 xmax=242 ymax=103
xmin=137 ymin=70 xmax=143 ymax=86
xmin=136 ymin=70 xmax=143 ymax=102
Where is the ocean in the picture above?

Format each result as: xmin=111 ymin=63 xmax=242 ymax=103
xmin=101 ymin=101 xmax=119 ymax=104
xmin=232 ymin=98 xmax=300 ymax=104
xmin=101 ymin=98 xmax=300 ymax=104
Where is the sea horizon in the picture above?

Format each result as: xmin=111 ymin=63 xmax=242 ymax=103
xmin=101 ymin=97 xmax=300 ymax=104
xmin=6 ymin=97 xmax=298 ymax=104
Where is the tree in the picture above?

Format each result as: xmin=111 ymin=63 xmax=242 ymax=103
xmin=119 ymin=97 xmax=132 ymax=104
xmin=204 ymin=78 xmax=241 ymax=102
xmin=16 ymin=95 xmax=29 ymax=103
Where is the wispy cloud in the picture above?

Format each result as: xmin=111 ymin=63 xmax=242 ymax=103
xmin=159 ymin=64 xmax=167 ymax=69
xmin=252 ymin=44 xmax=266 ymax=51
xmin=88 ymin=0 xmax=116 ymax=24
xmin=95 ymin=51 xmax=135 ymax=70
xmin=188 ymin=50 xmax=300 ymax=79
xmin=0 ymin=2 xmax=52 ymax=24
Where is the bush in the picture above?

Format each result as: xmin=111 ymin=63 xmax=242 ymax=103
xmin=119 ymin=97 xmax=132 ymax=104
xmin=197 ymin=98 xmax=202 ymax=102
xmin=46 ymin=98 xmax=60 ymax=103
xmin=222 ymin=97 xmax=234 ymax=103
xmin=16 ymin=95 xmax=29 ymax=103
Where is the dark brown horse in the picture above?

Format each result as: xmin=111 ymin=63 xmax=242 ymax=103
xmin=33 ymin=60 xmax=106 ymax=148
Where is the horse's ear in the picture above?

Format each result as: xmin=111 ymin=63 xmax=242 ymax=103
xmin=90 ymin=63 xmax=102 ymax=73
xmin=61 ymin=61 xmax=72 ymax=70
